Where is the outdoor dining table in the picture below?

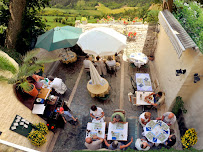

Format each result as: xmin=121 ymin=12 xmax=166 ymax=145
xmin=37 ymin=88 xmax=51 ymax=100
xmin=135 ymin=73 xmax=153 ymax=92
xmin=143 ymin=120 xmax=170 ymax=144
xmin=135 ymin=91 xmax=154 ymax=106
xmin=86 ymin=122 xmax=106 ymax=139
xmin=60 ymin=50 xmax=77 ymax=64
xmin=129 ymin=52 xmax=148 ymax=68
xmin=87 ymin=78 xmax=110 ymax=97
xmin=107 ymin=122 xmax=128 ymax=141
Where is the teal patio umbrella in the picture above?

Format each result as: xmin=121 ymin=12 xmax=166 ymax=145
xmin=35 ymin=26 xmax=82 ymax=51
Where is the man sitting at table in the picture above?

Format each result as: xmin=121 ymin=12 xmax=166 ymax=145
xmin=135 ymin=137 xmax=153 ymax=151
xmin=90 ymin=105 xmax=105 ymax=123
xmin=144 ymin=92 xmax=164 ymax=107
xmin=85 ymin=135 xmax=104 ymax=150
xmin=111 ymin=113 xmax=126 ymax=124
xmin=104 ymin=135 xmax=133 ymax=150
xmin=156 ymin=112 xmax=176 ymax=126
xmin=47 ymin=76 xmax=67 ymax=95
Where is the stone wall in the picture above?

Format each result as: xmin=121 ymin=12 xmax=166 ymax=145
xmin=142 ymin=24 xmax=158 ymax=56
xmin=150 ymin=24 xmax=203 ymax=150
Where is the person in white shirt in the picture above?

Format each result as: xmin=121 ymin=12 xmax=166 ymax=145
xmin=106 ymin=56 xmax=116 ymax=67
xmin=139 ymin=112 xmax=151 ymax=127
xmin=47 ymin=76 xmax=67 ymax=95
xmin=83 ymin=55 xmax=92 ymax=71
xmin=90 ymin=105 xmax=105 ymax=123
xmin=135 ymin=137 xmax=153 ymax=151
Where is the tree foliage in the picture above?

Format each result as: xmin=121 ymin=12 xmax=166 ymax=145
xmin=0 ymin=0 xmax=50 ymax=54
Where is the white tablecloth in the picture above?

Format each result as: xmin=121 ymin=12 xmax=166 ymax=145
xmin=129 ymin=52 xmax=148 ymax=68
xmin=107 ymin=122 xmax=128 ymax=141
xmin=143 ymin=120 xmax=170 ymax=144
xmin=86 ymin=122 xmax=106 ymax=139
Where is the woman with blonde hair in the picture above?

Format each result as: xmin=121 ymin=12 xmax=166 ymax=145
xmin=139 ymin=112 xmax=151 ymax=127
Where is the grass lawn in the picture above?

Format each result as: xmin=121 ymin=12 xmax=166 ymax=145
xmin=44 ymin=7 xmax=102 ymax=16
xmin=96 ymin=3 xmax=137 ymax=14
xmin=41 ymin=16 xmax=99 ymax=30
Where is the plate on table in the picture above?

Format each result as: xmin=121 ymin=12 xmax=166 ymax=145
xmin=36 ymin=98 xmax=42 ymax=103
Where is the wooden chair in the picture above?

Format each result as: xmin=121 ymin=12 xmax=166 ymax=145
xmin=107 ymin=65 xmax=117 ymax=77
xmin=130 ymin=75 xmax=137 ymax=94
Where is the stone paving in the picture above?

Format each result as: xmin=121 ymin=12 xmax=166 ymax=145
xmin=51 ymin=57 xmax=158 ymax=152
xmin=50 ymin=23 xmax=161 ymax=151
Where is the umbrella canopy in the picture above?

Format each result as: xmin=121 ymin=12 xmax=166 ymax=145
xmin=89 ymin=61 xmax=102 ymax=85
xmin=35 ymin=26 xmax=82 ymax=51
xmin=77 ymin=27 xmax=127 ymax=56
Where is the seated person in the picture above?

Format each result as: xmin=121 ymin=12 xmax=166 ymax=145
xmin=135 ymin=137 xmax=153 ymax=151
xmin=47 ymin=95 xmax=58 ymax=105
xmin=139 ymin=112 xmax=151 ymax=127
xmin=164 ymin=134 xmax=176 ymax=147
xmin=47 ymin=76 xmax=67 ymax=95
xmin=94 ymin=56 xmax=107 ymax=76
xmin=144 ymin=92 xmax=164 ymax=107
xmin=32 ymin=74 xmax=44 ymax=89
xmin=58 ymin=107 xmax=78 ymax=126
xmin=104 ymin=135 xmax=133 ymax=150
xmin=85 ymin=135 xmax=104 ymax=150
xmin=106 ymin=56 xmax=116 ymax=67
xmin=83 ymin=55 xmax=92 ymax=71
xmin=90 ymin=105 xmax=105 ymax=122
xmin=115 ymin=53 xmax=120 ymax=63
xmin=111 ymin=112 xmax=126 ymax=124
xmin=156 ymin=112 xmax=176 ymax=126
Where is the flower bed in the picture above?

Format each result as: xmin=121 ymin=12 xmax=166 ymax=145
xmin=173 ymin=0 xmax=203 ymax=53
xmin=181 ymin=128 xmax=198 ymax=149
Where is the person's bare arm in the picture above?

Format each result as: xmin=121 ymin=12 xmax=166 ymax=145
xmin=97 ymin=112 xmax=105 ymax=120
xmin=100 ymin=112 xmax=104 ymax=118
xmin=71 ymin=116 xmax=77 ymax=121
xmin=141 ymin=118 xmax=147 ymax=125
xmin=90 ymin=113 xmax=96 ymax=119
xmin=120 ymin=137 xmax=133 ymax=149
xmin=104 ymin=135 xmax=110 ymax=147
xmin=161 ymin=116 xmax=165 ymax=121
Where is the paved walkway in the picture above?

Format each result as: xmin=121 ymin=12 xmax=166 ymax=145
xmin=50 ymin=56 xmax=157 ymax=151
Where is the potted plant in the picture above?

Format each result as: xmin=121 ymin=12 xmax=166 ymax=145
xmin=34 ymin=122 xmax=49 ymax=135
xmin=18 ymin=81 xmax=38 ymax=97
xmin=0 ymin=49 xmax=57 ymax=96
xmin=28 ymin=130 xmax=47 ymax=147
xmin=181 ymin=128 xmax=198 ymax=149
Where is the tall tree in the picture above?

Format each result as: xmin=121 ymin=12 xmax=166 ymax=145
xmin=5 ymin=0 xmax=26 ymax=49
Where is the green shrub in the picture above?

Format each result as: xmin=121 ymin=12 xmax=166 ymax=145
xmin=173 ymin=0 xmax=203 ymax=53
xmin=61 ymin=19 xmax=66 ymax=24
xmin=172 ymin=96 xmax=187 ymax=116
xmin=146 ymin=10 xmax=159 ymax=23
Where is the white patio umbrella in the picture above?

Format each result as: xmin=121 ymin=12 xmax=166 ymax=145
xmin=89 ymin=61 xmax=102 ymax=85
xmin=77 ymin=27 xmax=127 ymax=56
